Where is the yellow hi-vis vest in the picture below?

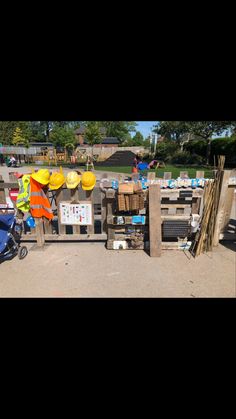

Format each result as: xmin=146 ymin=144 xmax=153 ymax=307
xmin=16 ymin=175 xmax=31 ymax=212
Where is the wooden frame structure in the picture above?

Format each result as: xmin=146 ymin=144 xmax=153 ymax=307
xmin=0 ymin=169 xmax=235 ymax=255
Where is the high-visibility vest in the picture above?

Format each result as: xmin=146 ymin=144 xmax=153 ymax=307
xmin=16 ymin=175 xmax=31 ymax=212
xmin=30 ymin=177 xmax=53 ymax=220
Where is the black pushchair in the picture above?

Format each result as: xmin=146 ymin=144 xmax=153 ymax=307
xmin=0 ymin=209 xmax=28 ymax=263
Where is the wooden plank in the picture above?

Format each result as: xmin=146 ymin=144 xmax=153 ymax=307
xmin=161 ymin=204 xmax=191 ymax=208
xmin=161 ymin=215 xmax=190 ymax=221
xmin=213 ymin=170 xmax=232 ymax=246
xmin=86 ymin=190 xmax=94 ymax=234
xmin=163 ymin=172 xmax=172 ymax=180
xmin=107 ymin=197 xmax=115 ymax=240
xmin=43 ymin=217 xmax=52 ymax=234
xmin=180 ymin=171 xmax=189 ymax=179
xmin=70 ymin=188 xmax=80 ymax=234
xmin=161 ymin=188 xmax=204 ymax=198
xmin=21 ymin=233 xmax=107 ymax=241
xmin=148 ymin=184 xmax=161 ymax=257
xmin=191 ymin=197 xmax=201 ymax=214
xmin=196 ymin=171 xmax=204 ymax=178
xmin=147 ymin=172 xmax=156 ymax=182
xmin=176 ymin=208 xmax=185 ymax=215
xmin=55 ymin=187 xmax=66 ymax=234
xmin=9 ymin=172 xmax=18 ymax=182
xmin=0 ymin=182 xmax=18 ymax=188
xmin=0 ymin=175 xmax=6 ymax=204
xmin=220 ymin=185 xmax=235 ymax=233
xmin=101 ymin=191 xmax=107 ymax=233
xmin=35 ymin=218 xmax=45 ymax=247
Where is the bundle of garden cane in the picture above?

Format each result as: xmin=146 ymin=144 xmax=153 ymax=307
xmin=191 ymin=155 xmax=225 ymax=257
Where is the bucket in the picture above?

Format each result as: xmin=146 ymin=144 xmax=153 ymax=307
xmin=191 ymin=220 xmax=199 ymax=233
xmin=191 ymin=214 xmax=200 ymax=233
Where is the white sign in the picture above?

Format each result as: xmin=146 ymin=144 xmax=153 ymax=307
xmin=59 ymin=202 xmax=92 ymax=225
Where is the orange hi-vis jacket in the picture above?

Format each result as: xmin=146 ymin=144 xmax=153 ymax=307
xmin=30 ymin=177 xmax=53 ymax=220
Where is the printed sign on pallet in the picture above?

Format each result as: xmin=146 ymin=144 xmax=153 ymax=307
xmin=59 ymin=201 xmax=92 ymax=225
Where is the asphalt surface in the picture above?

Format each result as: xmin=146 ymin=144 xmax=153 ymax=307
xmin=0 ymin=165 xmax=235 ymax=298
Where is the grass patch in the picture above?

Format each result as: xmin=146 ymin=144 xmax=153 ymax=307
xmin=95 ymin=165 xmax=214 ymax=178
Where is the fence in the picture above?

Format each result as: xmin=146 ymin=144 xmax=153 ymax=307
xmin=0 ymin=170 xmax=235 ymax=251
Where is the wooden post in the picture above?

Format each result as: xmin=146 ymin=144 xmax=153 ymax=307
xmin=106 ymin=190 xmax=115 ymax=241
xmin=147 ymin=172 xmax=156 ymax=182
xmin=86 ymin=190 xmax=94 ymax=234
xmin=148 ymin=184 xmax=161 ymax=257
xmin=180 ymin=171 xmax=189 ymax=179
xmin=163 ymin=172 xmax=172 ymax=180
xmin=101 ymin=190 xmax=107 ymax=233
xmin=0 ymin=175 xmax=6 ymax=205
xmin=35 ymin=218 xmax=45 ymax=247
xmin=213 ymin=170 xmax=232 ymax=246
xmin=220 ymin=187 xmax=235 ymax=232
xmin=71 ymin=188 xmax=80 ymax=233
xmin=56 ymin=187 xmax=66 ymax=235
xmin=196 ymin=171 xmax=204 ymax=178
xmin=192 ymin=197 xmax=201 ymax=214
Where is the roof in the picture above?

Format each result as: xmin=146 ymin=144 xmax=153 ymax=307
xmin=29 ymin=142 xmax=54 ymax=147
xmin=101 ymin=137 xmax=121 ymax=144
xmin=75 ymin=125 xmax=106 ymax=135
xmin=78 ymin=137 xmax=121 ymax=145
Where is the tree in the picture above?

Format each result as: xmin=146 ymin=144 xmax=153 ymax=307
xmin=102 ymin=121 xmax=137 ymax=143
xmin=0 ymin=121 xmax=18 ymax=144
xmin=12 ymin=127 xmax=29 ymax=146
xmin=154 ymin=121 xmax=232 ymax=164
xmin=50 ymin=125 xmax=76 ymax=148
xmin=123 ymin=131 xmax=147 ymax=146
xmin=153 ymin=121 xmax=190 ymax=143
xmin=84 ymin=122 xmax=103 ymax=154
xmin=188 ymin=121 xmax=231 ymax=164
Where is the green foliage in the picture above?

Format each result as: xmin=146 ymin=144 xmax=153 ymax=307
xmin=153 ymin=121 xmax=190 ymax=142
xmin=184 ymin=136 xmax=236 ymax=166
xmin=170 ymin=150 xmax=204 ymax=165
xmin=0 ymin=121 xmax=18 ymax=144
xmin=155 ymin=140 xmax=179 ymax=161
xmin=84 ymin=121 xmax=103 ymax=146
xmin=12 ymin=127 xmax=29 ymax=146
xmin=50 ymin=125 xmax=76 ymax=147
xmin=123 ymin=130 xmax=149 ymax=147
xmin=210 ymin=137 xmax=236 ymax=166
xmin=184 ymin=139 xmax=207 ymax=157
xmin=102 ymin=121 xmax=137 ymax=143
xmin=154 ymin=121 xmax=232 ymax=164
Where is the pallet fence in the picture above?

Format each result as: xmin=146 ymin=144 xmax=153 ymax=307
xmin=0 ymin=170 xmax=235 ymax=253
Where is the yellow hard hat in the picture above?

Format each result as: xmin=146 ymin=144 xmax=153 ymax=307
xmin=81 ymin=171 xmax=96 ymax=191
xmin=66 ymin=171 xmax=81 ymax=189
xmin=49 ymin=167 xmax=65 ymax=190
xmin=31 ymin=169 xmax=50 ymax=185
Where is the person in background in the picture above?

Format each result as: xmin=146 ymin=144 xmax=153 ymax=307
xmin=133 ymin=154 xmax=141 ymax=168
xmin=10 ymin=155 xmax=17 ymax=166
xmin=86 ymin=154 xmax=94 ymax=171
xmin=148 ymin=160 xmax=159 ymax=169
xmin=0 ymin=153 xmax=4 ymax=165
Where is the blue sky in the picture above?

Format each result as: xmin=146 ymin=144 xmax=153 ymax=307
xmin=132 ymin=121 xmax=158 ymax=138
xmin=132 ymin=122 xmax=229 ymax=139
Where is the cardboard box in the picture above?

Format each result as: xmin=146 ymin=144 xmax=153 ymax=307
xmin=118 ymin=183 xmax=134 ymax=194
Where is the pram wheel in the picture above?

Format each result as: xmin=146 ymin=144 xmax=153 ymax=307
xmin=18 ymin=246 xmax=28 ymax=260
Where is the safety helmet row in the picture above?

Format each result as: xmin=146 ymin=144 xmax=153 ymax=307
xmin=30 ymin=168 xmax=96 ymax=191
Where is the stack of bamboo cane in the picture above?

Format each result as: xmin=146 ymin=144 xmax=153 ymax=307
xmin=191 ymin=155 xmax=225 ymax=256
